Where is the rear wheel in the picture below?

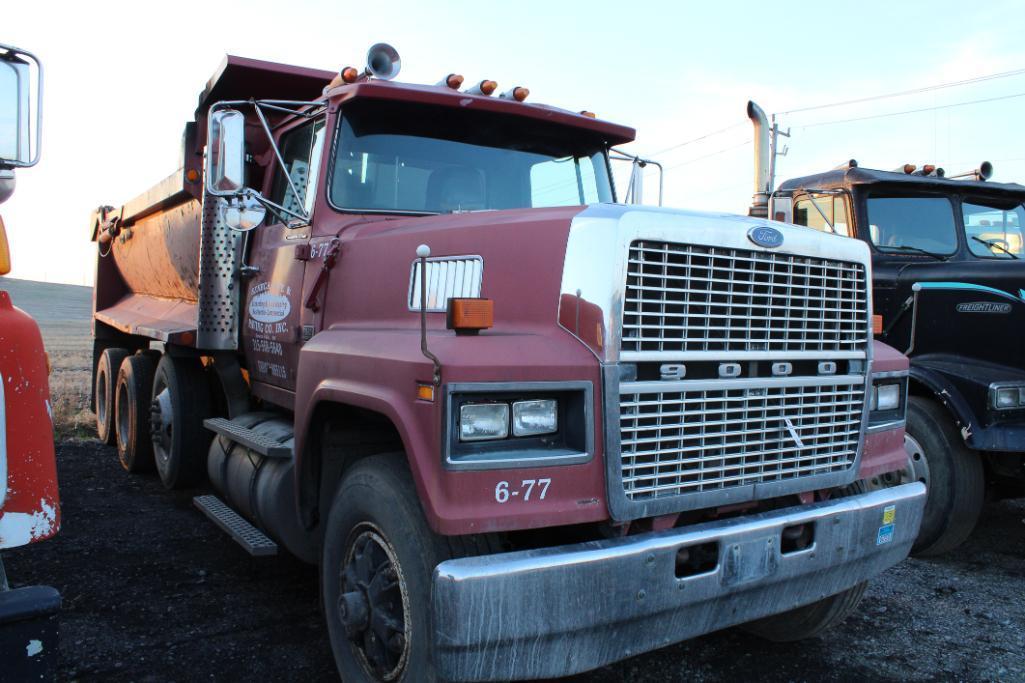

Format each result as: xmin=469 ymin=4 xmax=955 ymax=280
xmin=907 ymin=396 xmax=985 ymax=557
xmin=95 ymin=347 xmax=128 ymax=445
xmin=322 ymin=454 xmax=448 ymax=682
xmin=114 ymin=353 xmax=157 ymax=472
xmin=743 ymin=581 xmax=868 ymax=641
xmin=149 ymin=354 xmax=213 ymax=489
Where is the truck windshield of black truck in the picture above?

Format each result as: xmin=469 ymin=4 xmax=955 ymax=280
xmin=329 ymin=100 xmax=614 ymax=214
xmin=866 ymin=196 xmax=959 ymax=256
xmin=962 ymin=198 xmax=1025 ymax=259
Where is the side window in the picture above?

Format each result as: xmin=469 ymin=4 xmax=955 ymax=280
xmin=270 ymin=119 xmax=326 ymax=219
xmin=794 ymin=194 xmax=851 ymax=236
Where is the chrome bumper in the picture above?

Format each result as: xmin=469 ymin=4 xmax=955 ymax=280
xmin=433 ymin=482 xmax=925 ymax=681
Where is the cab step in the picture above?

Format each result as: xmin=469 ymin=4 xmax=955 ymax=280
xmin=203 ymin=417 xmax=293 ymax=459
xmin=193 ymin=495 xmax=278 ymax=556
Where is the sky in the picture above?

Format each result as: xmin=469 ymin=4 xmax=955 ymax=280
xmin=3 ymin=0 xmax=1025 ymax=285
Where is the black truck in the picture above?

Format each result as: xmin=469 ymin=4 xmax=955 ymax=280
xmin=763 ymin=157 xmax=1024 ymax=555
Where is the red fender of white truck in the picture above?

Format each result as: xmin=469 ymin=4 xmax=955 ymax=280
xmin=0 ymin=290 xmax=60 ymax=549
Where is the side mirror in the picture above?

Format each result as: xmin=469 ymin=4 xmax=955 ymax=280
xmin=216 ymin=194 xmax=266 ymax=232
xmin=206 ymin=108 xmax=246 ymax=196
xmin=0 ymin=44 xmax=42 ymax=169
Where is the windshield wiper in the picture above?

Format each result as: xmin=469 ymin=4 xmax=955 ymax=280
xmin=971 ymin=235 xmax=1019 ymax=259
xmin=880 ymin=245 xmax=949 ymax=261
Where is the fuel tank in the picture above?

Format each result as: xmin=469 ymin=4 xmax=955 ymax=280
xmin=206 ymin=413 xmax=315 ymax=563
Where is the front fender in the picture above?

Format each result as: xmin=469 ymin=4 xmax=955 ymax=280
xmin=294 ymin=327 xmax=610 ymax=536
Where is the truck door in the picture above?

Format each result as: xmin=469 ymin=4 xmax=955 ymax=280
xmin=241 ymin=117 xmax=327 ymax=392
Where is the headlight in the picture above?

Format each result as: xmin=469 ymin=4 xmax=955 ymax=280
xmin=874 ymin=383 xmax=901 ymax=411
xmin=459 ymin=403 xmax=509 ymax=441
xmin=512 ymin=399 xmax=558 ymax=437
xmin=868 ymin=373 xmax=907 ymax=432
xmin=989 ymin=383 xmax=1025 ymax=410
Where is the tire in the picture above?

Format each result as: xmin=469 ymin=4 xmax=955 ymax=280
xmin=321 ymin=454 xmax=450 ymax=683
xmin=907 ymin=396 xmax=985 ymax=557
xmin=95 ymin=347 xmax=128 ymax=445
xmin=114 ymin=353 xmax=157 ymax=473
xmin=743 ymin=581 xmax=868 ymax=641
xmin=150 ymin=354 xmax=213 ymax=489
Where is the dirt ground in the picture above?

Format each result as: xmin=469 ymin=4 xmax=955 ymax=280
xmin=3 ymin=439 xmax=1023 ymax=682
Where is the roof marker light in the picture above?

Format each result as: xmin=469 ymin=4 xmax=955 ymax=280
xmin=326 ymin=66 xmax=360 ymax=91
xmin=437 ymin=73 xmax=464 ymax=89
xmin=579 ymin=110 xmax=597 ymax=118
xmin=894 ymin=164 xmax=916 ymax=174
xmin=499 ymin=86 xmax=529 ymax=102
xmin=465 ymin=80 xmax=497 ymax=96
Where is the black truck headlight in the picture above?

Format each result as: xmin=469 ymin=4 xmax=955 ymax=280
xmin=459 ymin=403 xmax=510 ymax=441
xmin=989 ymin=383 xmax=1025 ymax=410
xmin=868 ymin=373 xmax=908 ymax=432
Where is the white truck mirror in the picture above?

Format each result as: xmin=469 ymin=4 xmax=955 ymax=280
xmin=206 ymin=108 xmax=247 ymax=196
xmin=0 ymin=44 xmax=41 ymax=169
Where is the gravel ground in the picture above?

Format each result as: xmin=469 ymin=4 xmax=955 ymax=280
xmin=4 ymin=440 xmax=1024 ymax=682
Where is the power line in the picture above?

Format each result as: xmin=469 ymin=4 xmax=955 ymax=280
xmin=778 ymin=66 xmax=1025 ymax=116
xmin=658 ymin=140 xmax=752 ymax=172
xmin=644 ymin=121 xmax=748 ymax=157
xmin=797 ymin=90 xmax=1025 ymax=129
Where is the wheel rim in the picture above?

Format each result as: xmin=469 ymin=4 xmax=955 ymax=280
xmin=150 ymin=385 xmax=174 ymax=475
xmin=338 ymin=524 xmax=411 ymax=681
xmin=116 ymin=381 xmax=130 ymax=453
xmin=903 ymin=433 xmax=930 ymax=486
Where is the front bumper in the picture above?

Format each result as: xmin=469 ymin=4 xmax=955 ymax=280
xmin=433 ymin=482 xmax=925 ymax=681
xmin=0 ymin=584 xmax=61 ymax=680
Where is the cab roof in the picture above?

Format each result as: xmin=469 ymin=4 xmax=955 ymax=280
xmin=779 ymin=166 xmax=1025 ymax=200
xmin=197 ymin=55 xmax=636 ymax=147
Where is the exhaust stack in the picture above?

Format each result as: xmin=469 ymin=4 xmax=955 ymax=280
xmin=747 ymin=101 xmax=771 ymax=218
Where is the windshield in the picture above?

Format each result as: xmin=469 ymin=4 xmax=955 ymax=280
xmin=962 ymin=198 xmax=1025 ymax=259
xmin=329 ymin=100 xmax=614 ymax=213
xmin=866 ymin=196 xmax=958 ymax=255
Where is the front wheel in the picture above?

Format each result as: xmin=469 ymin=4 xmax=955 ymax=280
xmin=906 ymin=396 xmax=985 ymax=557
xmin=322 ymin=454 xmax=448 ymax=683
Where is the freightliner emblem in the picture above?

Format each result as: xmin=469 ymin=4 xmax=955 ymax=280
xmin=956 ymin=302 xmax=1012 ymax=314
xmin=748 ymin=226 xmax=784 ymax=248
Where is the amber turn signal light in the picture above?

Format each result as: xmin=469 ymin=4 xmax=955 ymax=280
xmin=872 ymin=314 xmax=883 ymax=334
xmin=0 ymin=215 xmax=10 ymax=275
xmin=416 ymin=382 xmax=435 ymax=402
xmin=447 ymin=298 xmax=494 ymax=335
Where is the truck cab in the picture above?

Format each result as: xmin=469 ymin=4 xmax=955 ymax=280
xmin=774 ymin=164 xmax=1025 ymax=555
xmin=89 ymin=48 xmax=924 ymax=681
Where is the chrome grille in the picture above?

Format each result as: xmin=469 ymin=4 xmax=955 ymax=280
xmin=623 ymin=241 xmax=868 ymax=354
xmin=619 ymin=377 xmax=864 ymax=501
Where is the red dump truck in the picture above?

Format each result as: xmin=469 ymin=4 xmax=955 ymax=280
xmin=89 ymin=44 xmax=925 ymax=681
xmin=0 ymin=42 xmax=61 ymax=680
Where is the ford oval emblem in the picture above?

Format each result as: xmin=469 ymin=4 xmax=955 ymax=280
xmin=748 ymin=226 xmax=784 ymax=248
